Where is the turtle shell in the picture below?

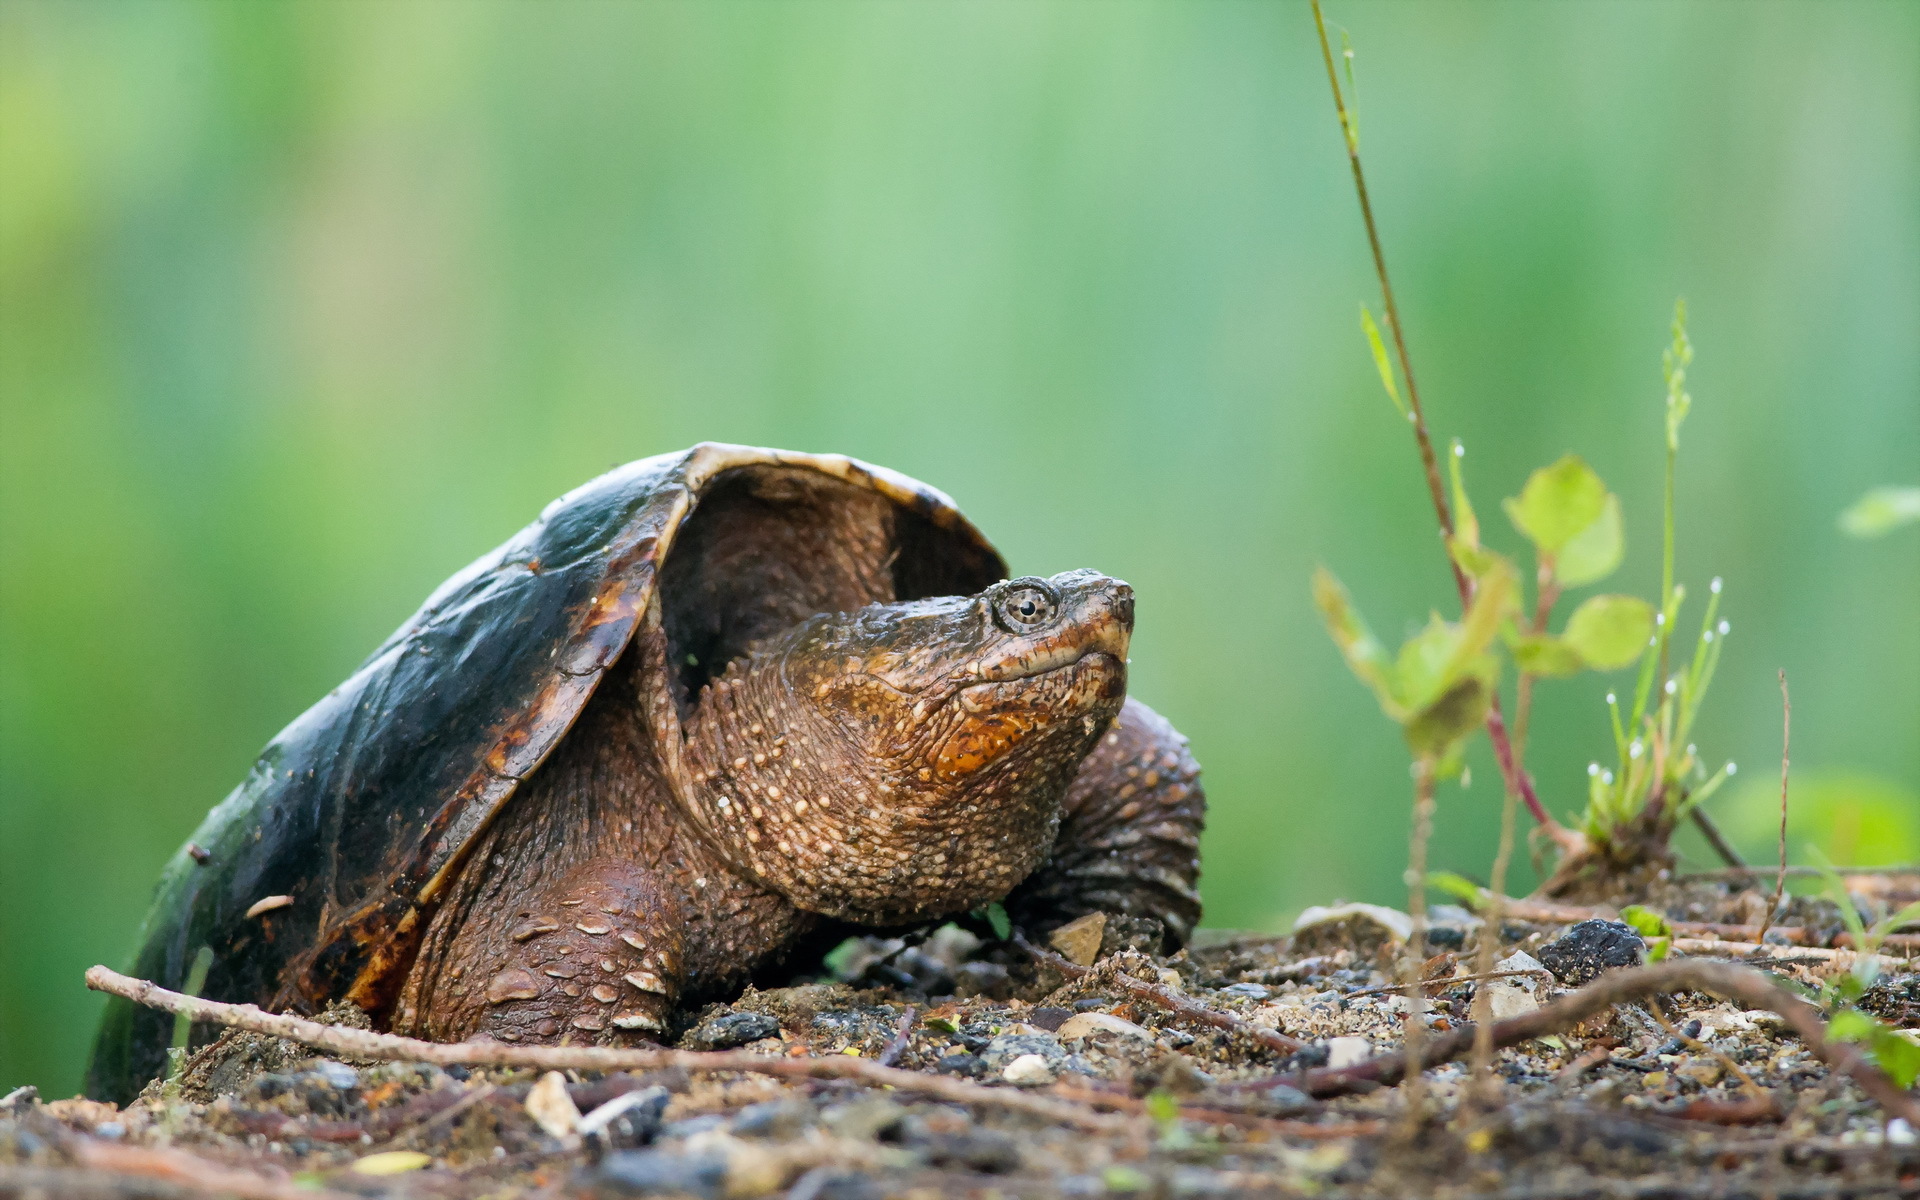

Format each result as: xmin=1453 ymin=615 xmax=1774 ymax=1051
xmin=88 ymin=444 xmax=1005 ymax=1100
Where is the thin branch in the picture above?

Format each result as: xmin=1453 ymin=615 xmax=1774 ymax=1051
xmin=1015 ymin=937 xmax=1306 ymax=1055
xmin=877 ymin=1005 xmax=917 ymax=1068
xmin=85 ymin=966 xmax=1130 ymax=1133
xmin=1309 ymin=0 xmax=1564 ymax=838
xmin=1053 ymin=1082 xmax=1380 ymax=1139
xmin=1756 ymin=669 xmax=1791 ymax=945
xmin=1399 ymin=758 xmax=1438 ymax=1130
xmin=55 ymin=1138 xmax=363 ymax=1200
xmin=1689 ymin=809 xmax=1747 ymax=869
xmin=1264 ymin=959 xmax=1918 ymax=1121
xmin=1309 ymin=0 xmax=1452 ymax=556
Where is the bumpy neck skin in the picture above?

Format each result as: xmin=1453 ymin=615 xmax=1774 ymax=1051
xmin=680 ymin=570 xmax=1132 ymax=926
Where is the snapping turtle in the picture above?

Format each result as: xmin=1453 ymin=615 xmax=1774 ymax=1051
xmin=88 ymin=445 xmax=1203 ymax=1100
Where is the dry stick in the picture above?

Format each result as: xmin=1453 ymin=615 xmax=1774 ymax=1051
xmin=877 ymin=1006 xmax=917 ymax=1069
xmin=1274 ymin=959 xmax=1919 ymax=1122
xmin=1689 ymin=809 xmax=1748 ymax=869
xmin=1641 ymin=993 xmax=1764 ymax=1098
xmin=1309 ymin=0 xmax=1566 ymax=841
xmin=1398 ymin=759 xmax=1437 ymax=1131
xmin=1014 ymin=937 xmax=1307 ymax=1056
xmin=84 ymin=967 xmax=1130 ymax=1133
xmin=1051 ymin=1082 xmax=1382 ymax=1140
xmin=1680 ymin=865 xmax=1919 ymax=882
xmin=1756 ymin=670 xmax=1791 ymax=946
xmin=1470 ymin=749 xmax=1523 ymax=1104
xmin=51 ymin=1139 xmax=363 ymax=1200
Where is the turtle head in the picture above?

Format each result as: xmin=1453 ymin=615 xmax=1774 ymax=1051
xmin=682 ymin=570 xmax=1131 ymax=924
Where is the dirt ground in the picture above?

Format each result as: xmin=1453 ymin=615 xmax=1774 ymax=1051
xmin=4 ymin=878 xmax=1918 ymax=1199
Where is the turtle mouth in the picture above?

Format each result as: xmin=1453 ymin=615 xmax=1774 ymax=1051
xmin=956 ymin=648 xmax=1125 ymax=714
xmin=966 ymin=618 xmax=1131 ymax=686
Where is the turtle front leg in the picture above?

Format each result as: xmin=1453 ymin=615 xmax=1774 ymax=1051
xmin=1004 ymin=697 xmax=1205 ymax=951
xmin=403 ymin=856 xmax=685 ymax=1045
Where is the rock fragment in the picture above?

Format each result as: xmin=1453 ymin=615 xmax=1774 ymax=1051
xmin=1537 ymin=919 xmax=1645 ymax=985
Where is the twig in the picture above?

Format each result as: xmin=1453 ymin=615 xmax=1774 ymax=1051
xmin=877 ymin=1006 xmax=917 ymax=1068
xmin=84 ymin=966 xmax=1130 ymax=1133
xmin=1667 ymin=937 xmax=1905 ymax=967
xmin=1642 ymin=994 xmax=1764 ymax=1098
xmin=1678 ymin=865 xmax=1919 ymax=882
xmin=1472 ymin=729 xmax=1524 ymax=1104
xmin=1259 ymin=959 xmax=1919 ymax=1122
xmin=1493 ymin=895 xmax=1821 ymax=946
xmin=1053 ymin=1082 xmax=1378 ymax=1139
xmin=1756 ymin=670 xmax=1791 ymax=945
xmin=1307 ymin=0 xmax=1564 ymax=839
xmin=1014 ymin=937 xmax=1306 ymax=1055
xmin=1689 ymin=809 xmax=1747 ymax=869
xmin=1344 ymin=967 xmax=1547 ymax=1000
xmin=1398 ymin=758 xmax=1438 ymax=1131
xmin=55 ymin=1138 xmax=362 ymax=1200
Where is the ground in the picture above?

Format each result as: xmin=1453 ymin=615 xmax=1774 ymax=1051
xmin=4 ymin=878 xmax=1918 ymax=1199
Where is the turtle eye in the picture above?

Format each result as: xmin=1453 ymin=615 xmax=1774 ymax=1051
xmin=994 ymin=585 xmax=1056 ymax=631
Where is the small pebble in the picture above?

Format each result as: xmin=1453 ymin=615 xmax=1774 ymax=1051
xmin=1001 ymin=1054 xmax=1056 ymax=1086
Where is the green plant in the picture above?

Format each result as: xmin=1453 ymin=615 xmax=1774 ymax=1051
xmin=1556 ymin=306 xmax=1738 ymax=872
xmin=1839 ymin=486 xmax=1920 ymax=538
xmin=1812 ymin=865 xmax=1920 ymax=1088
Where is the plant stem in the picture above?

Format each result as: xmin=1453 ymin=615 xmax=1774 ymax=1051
xmin=1468 ymin=766 xmax=1520 ymax=1103
xmin=1400 ymin=757 xmax=1437 ymax=1131
xmin=1757 ymin=670 xmax=1791 ymax=945
xmin=1512 ymin=560 xmax=1561 ymax=758
xmin=1310 ymin=0 xmax=1563 ymax=838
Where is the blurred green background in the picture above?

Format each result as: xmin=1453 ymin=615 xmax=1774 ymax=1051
xmin=3 ymin=1 xmax=1915 ymax=1098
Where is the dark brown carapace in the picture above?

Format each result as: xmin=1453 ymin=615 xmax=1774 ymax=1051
xmin=91 ymin=448 xmax=1204 ymax=1096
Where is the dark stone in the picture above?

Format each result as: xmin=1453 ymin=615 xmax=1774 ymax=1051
xmin=585 ymin=1150 xmax=728 ymax=1198
xmin=683 ymin=1010 xmax=781 ymax=1051
xmin=915 ymin=1129 xmax=1022 ymax=1173
xmin=785 ymin=1169 xmax=884 ymax=1200
xmin=933 ymin=1053 xmax=987 ymax=1078
xmin=582 ymin=1085 xmax=671 ymax=1149
xmin=953 ymin=961 xmax=1013 ymax=1000
xmin=1026 ymin=1005 xmax=1073 ymax=1032
xmin=1537 ymin=919 xmax=1645 ymax=985
xmin=728 ymin=1099 xmax=814 ymax=1139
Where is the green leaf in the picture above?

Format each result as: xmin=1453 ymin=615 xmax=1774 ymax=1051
xmin=1563 ymin=595 xmax=1656 ymax=670
xmin=352 ymin=1151 xmax=433 ymax=1176
xmin=1839 ymin=486 xmax=1920 ymax=538
xmin=1360 ymin=305 xmax=1406 ymax=418
xmin=1103 ymin=1166 xmax=1150 ymax=1193
xmin=1510 ymin=633 xmax=1585 ymax=679
xmin=1447 ymin=439 xmax=1479 ymax=550
xmin=1394 ymin=614 xmax=1466 ymax=713
xmin=1826 ymin=1009 xmax=1876 ymax=1043
xmin=1556 ymin=494 xmax=1625 ymax=587
xmin=1644 ymin=937 xmax=1671 ymax=963
xmin=984 ymin=901 xmax=1011 ymax=941
xmin=1427 ymin=871 xmax=1486 ymax=909
xmin=1313 ymin=567 xmax=1395 ymax=708
xmin=1145 ymin=1089 xmax=1181 ymax=1125
xmin=1619 ymin=905 xmax=1672 ymax=938
xmin=1503 ymin=455 xmax=1609 ymax=555
xmin=1404 ymin=676 xmax=1494 ymax=759
xmin=1870 ymin=1026 xmax=1920 ymax=1089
